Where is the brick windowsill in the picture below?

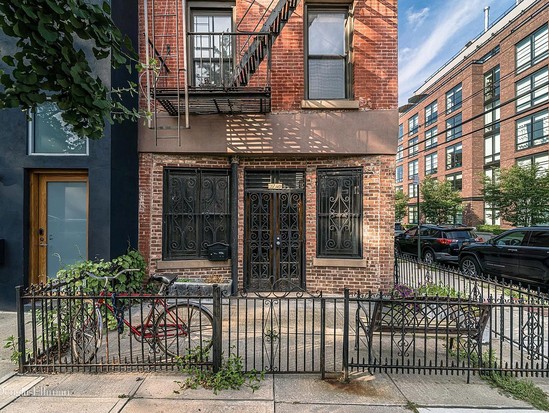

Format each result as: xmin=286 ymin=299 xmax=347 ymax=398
xmin=312 ymin=257 xmax=368 ymax=268
xmin=156 ymin=259 xmax=231 ymax=270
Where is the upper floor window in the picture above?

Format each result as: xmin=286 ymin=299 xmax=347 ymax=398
xmin=408 ymin=113 xmax=418 ymax=136
xmin=446 ymin=143 xmax=462 ymax=170
xmin=408 ymin=205 xmax=418 ymax=224
xmin=317 ymin=168 xmax=362 ymax=258
xmin=484 ymin=65 xmax=500 ymax=103
xmin=446 ymin=83 xmax=462 ymax=114
xmin=396 ymin=144 xmax=403 ymax=162
xmin=425 ymin=127 xmax=438 ymax=150
xmin=29 ymin=102 xmax=88 ymax=155
xmin=191 ymin=10 xmax=233 ymax=87
xmin=516 ymin=110 xmax=549 ymax=150
xmin=398 ymin=123 xmax=404 ymax=143
xmin=425 ymin=152 xmax=438 ymax=175
xmin=408 ymin=182 xmax=418 ymax=198
xmin=408 ymin=137 xmax=419 ymax=157
xmin=306 ymin=7 xmax=350 ymax=99
xmin=516 ymin=66 xmax=548 ymax=113
xmin=396 ymin=165 xmax=403 ymax=183
xmin=517 ymin=152 xmax=549 ymax=174
xmin=484 ymin=133 xmax=500 ymax=165
xmin=446 ymin=172 xmax=462 ymax=191
xmin=516 ymin=24 xmax=548 ymax=74
xmin=163 ymin=168 xmax=230 ymax=260
xmin=408 ymin=159 xmax=418 ymax=179
xmin=446 ymin=113 xmax=462 ymax=141
xmin=425 ymin=100 xmax=438 ymax=127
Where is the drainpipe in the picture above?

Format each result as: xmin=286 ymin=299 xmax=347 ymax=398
xmin=484 ymin=6 xmax=490 ymax=32
xmin=230 ymin=156 xmax=239 ymax=295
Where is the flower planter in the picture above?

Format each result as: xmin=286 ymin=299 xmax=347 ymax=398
xmin=170 ymin=279 xmax=232 ymax=297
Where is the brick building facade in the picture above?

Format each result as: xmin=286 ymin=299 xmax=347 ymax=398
xmin=138 ymin=0 xmax=397 ymax=293
xmin=398 ymin=0 xmax=548 ymax=227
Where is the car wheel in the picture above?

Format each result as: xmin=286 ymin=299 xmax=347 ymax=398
xmin=460 ymin=256 xmax=480 ymax=277
xmin=423 ymin=249 xmax=436 ymax=264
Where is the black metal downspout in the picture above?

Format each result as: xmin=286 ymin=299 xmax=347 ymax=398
xmin=230 ymin=156 xmax=239 ymax=295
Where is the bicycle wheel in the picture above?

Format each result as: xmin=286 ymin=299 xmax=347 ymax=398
xmin=155 ymin=304 xmax=213 ymax=358
xmin=72 ymin=301 xmax=103 ymax=363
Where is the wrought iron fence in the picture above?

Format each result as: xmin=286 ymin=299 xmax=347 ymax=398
xmin=363 ymin=254 xmax=549 ymax=381
xmin=15 ymin=255 xmax=549 ymax=381
xmin=16 ymin=284 xmax=216 ymax=373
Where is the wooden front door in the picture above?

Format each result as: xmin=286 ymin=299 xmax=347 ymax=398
xmin=30 ymin=171 xmax=88 ymax=284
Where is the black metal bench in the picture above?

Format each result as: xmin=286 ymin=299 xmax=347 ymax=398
xmin=355 ymin=297 xmax=492 ymax=357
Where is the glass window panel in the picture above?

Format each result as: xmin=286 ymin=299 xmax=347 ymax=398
xmin=46 ymin=182 xmax=87 ymax=278
xmin=308 ymin=59 xmax=345 ymax=99
xmin=308 ymin=12 xmax=345 ymax=55
xmin=32 ymin=103 xmax=87 ymax=155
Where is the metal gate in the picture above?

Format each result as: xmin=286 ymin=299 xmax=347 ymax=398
xmin=244 ymin=171 xmax=305 ymax=291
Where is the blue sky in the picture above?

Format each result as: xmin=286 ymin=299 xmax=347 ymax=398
xmin=398 ymin=0 xmax=516 ymax=105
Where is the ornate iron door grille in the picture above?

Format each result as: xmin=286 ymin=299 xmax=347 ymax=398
xmin=244 ymin=171 xmax=305 ymax=291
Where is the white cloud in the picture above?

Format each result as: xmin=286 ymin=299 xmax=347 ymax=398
xmin=398 ymin=47 xmax=414 ymax=64
xmin=399 ymin=0 xmax=494 ymax=101
xmin=406 ymin=7 xmax=430 ymax=29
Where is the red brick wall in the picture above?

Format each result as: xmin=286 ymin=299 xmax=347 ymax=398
xmin=139 ymin=153 xmax=395 ymax=294
xmin=138 ymin=0 xmax=398 ymax=112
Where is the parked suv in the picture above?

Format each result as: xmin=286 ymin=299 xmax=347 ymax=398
xmin=459 ymin=227 xmax=549 ymax=289
xmin=395 ymin=224 xmax=478 ymax=264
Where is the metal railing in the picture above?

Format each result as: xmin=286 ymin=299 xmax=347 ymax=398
xmin=15 ymin=257 xmax=549 ymax=381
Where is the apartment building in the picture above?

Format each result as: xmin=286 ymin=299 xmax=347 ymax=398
xmin=138 ymin=0 xmax=398 ymax=293
xmin=0 ymin=2 xmax=139 ymax=309
xmin=398 ymin=0 xmax=548 ymax=226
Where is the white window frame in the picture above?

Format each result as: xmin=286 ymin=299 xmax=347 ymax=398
xmin=28 ymin=108 xmax=89 ymax=157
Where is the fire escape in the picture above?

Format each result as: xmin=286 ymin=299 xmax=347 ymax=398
xmin=142 ymin=0 xmax=299 ymax=144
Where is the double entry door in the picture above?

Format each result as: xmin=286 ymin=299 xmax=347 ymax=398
xmin=244 ymin=171 xmax=304 ymax=291
xmin=30 ymin=171 xmax=88 ymax=285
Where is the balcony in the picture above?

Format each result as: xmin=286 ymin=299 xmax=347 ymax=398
xmin=152 ymin=32 xmax=273 ymax=116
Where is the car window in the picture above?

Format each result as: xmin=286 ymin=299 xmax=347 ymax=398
xmin=444 ymin=230 xmax=476 ymax=239
xmin=428 ymin=229 xmax=441 ymax=237
xmin=527 ymin=231 xmax=549 ymax=247
xmin=407 ymin=228 xmax=417 ymax=236
xmin=419 ymin=227 xmax=431 ymax=236
xmin=494 ymin=231 xmax=527 ymax=246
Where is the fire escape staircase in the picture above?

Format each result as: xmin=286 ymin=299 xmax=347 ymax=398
xmin=152 ymin=0 xmax=299 ymax=117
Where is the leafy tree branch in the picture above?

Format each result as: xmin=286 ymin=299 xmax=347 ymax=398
xmin=0 ymin=0 xmax=139 ymax=139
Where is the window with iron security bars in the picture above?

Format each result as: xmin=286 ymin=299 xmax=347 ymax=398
xmin=317 ymin=168 xmax=362 ymax=258
xmin=163 ymin=168 xmax=230 ymax=260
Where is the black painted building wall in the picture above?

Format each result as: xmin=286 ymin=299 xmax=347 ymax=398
xmin=0 ymin=1 xmax=139 ymax=309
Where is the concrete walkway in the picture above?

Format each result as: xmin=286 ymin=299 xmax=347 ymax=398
xmin=0 ymin=370 xmax=546 ymax=412
xmin=0 ymin=311 xmax=547 ymax=412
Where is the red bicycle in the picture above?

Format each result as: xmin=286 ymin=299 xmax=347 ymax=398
xmin=71 ymin=269 xmax=213 ymax=362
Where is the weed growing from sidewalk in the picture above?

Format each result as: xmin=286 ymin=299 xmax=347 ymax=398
xmin=404 ymin=400 xmax=420 ymax=413
xmin=447 ymin=347 xmax=549 ymax=411
xmin=175 ymin=344 xmax=265 ymax=395
xmin=3 ymin=335 xmax=30 ymax=363
xmin=482 ymin=373 xmax=549 ymax=411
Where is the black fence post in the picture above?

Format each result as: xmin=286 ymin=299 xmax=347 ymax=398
xmin=320 ymin=297 xmax=326 ymax=380
xmin=343 ymin=288 xmax=349 ymax=382
xmin=212 ymin=284 xmax=222 ymax=373
xmin=16 ymin=286 xmax=26 ymax=373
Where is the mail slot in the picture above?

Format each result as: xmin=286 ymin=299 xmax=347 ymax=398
xmin=206 ymin=242 xmax=230 ymax=261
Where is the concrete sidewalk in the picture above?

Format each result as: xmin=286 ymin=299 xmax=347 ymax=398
xmin=0 ymin=370 xmax=546 ymax=412
xmin=0 ymin=310 xmax=547 ymax=412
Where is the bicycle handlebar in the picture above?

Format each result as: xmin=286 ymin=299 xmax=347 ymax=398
xmin=85 ymin=269 xmax=141 ymax=288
